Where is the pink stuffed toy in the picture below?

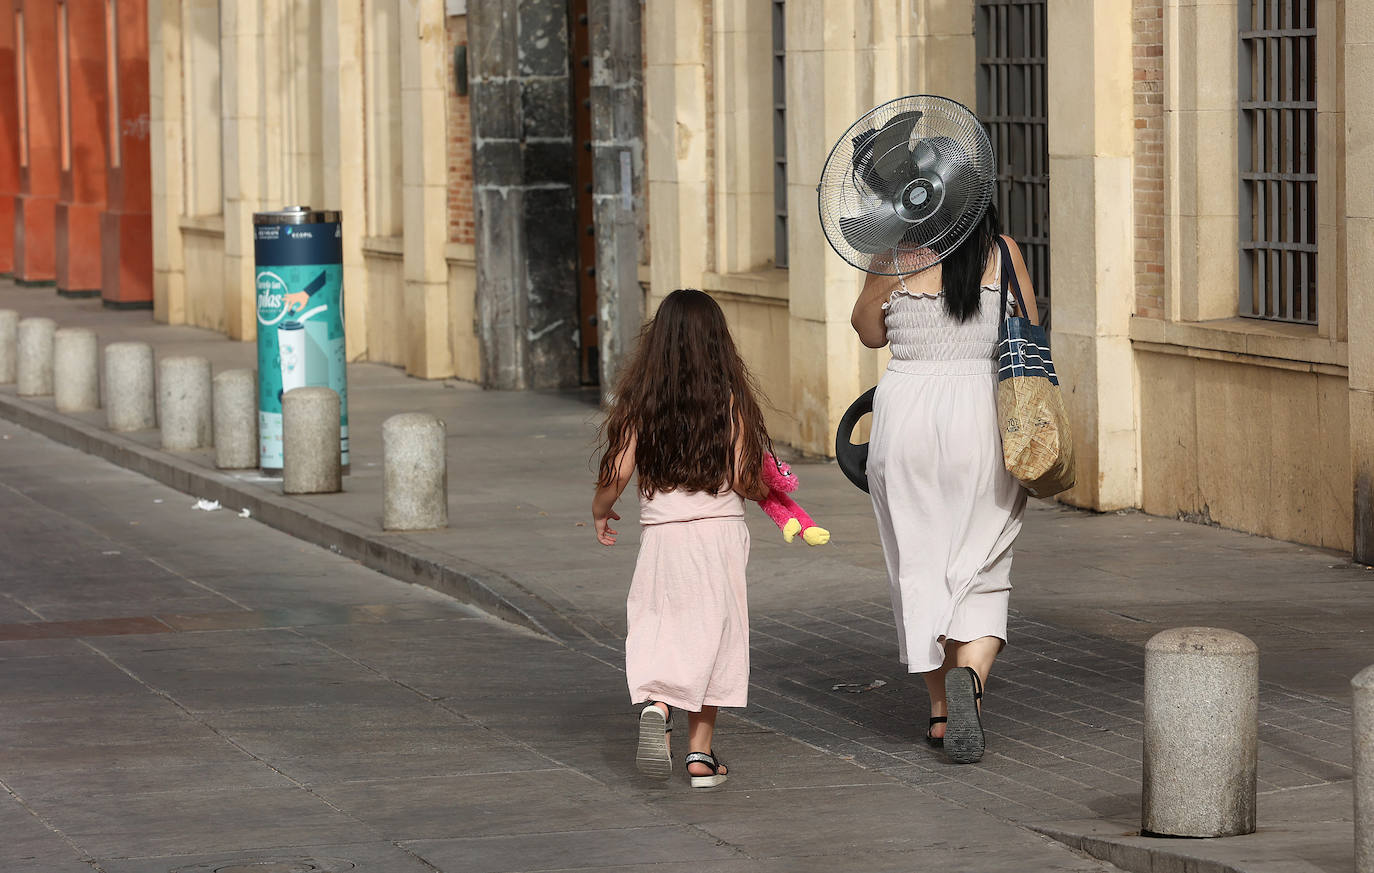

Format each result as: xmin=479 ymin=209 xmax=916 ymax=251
xmin=756 ymin=453 xmax=830 ymax=545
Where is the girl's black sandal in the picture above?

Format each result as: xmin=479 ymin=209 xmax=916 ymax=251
xmin=685 ymin=750 xmax=728 ymax=789
xmin=636 ymin=703 xmax=673 ymax=780
xmin=925 ymin=715 xmax=947 ymax=747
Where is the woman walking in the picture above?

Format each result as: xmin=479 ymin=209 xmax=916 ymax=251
xmin=593 ymin=288 xmax=772 ymax=787
xmin=850 ymin=204 xmax=1037 ymax=764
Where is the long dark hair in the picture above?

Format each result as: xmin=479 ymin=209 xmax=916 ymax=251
xmin=597 ymin=289 xmax=772 ymax=498
xmin=940 ymin=202 xmax=1001 ymax=322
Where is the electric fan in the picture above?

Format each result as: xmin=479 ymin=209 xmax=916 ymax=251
xmin=817 ymin=95 xmax=995 ymax=277
xmin=819 ymin=96 xmax=996 ymax=491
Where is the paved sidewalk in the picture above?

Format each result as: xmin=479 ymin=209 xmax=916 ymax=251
xmin=0 ymin=282 xmax=1367 ymax=872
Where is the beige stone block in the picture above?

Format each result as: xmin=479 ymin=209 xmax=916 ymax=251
xmin=785 ymin=0 xmax=824 ymax=53
xmin=1092 ymin=156 xmax=1136 ymax=334
xmin=1317 ymin=374 xmax=1353 ymax=551
xmin=1193 ymin=214 xmax=1240 ymax=320
xmin=644 ymin=66 xmax=677 ymax=184
xmin=918 ymin=35 xmax=976 ymax=107
xmin=1170 ymin=5 xmax=1199 ymax=113
xmin=1193 ymin=3 xmax=1238 ymax=113
xmin=403 ymin=185 xmax=448 ymax=285
xmin=365 ymin=252 xmax=406 ymax=367
xmin=916 ymin=0 xmax=974 ymax=37
xmin=672 ymin=0 xmax=707 ymax=64
xmin=674 ymin=183 xmax=709 ymax=287
xmin=787 ymin=51 xmax=837 ymax=179
xmin=1139 ymin=351 xmax=1201 ymax=518
xmin=1346 ymin=0 xmax=1373 ymax=46
xmin=672 ymin=74 xmax=708 ymax=185
xmin=1047 ymin=0 xmax=1096 ymax=157
xmin=1347 ymin=217 xmax=1374 ymax=390
xmin=1348 ymin=46 xmax=1374 ymax=218
xmin=1047 ymin=155 xmax=1097 ymax=337
xmin=647 ymin=182 xmax=681 ymax=290
xmin=1091 ymin=2 xmax=1135 ymax=158
xmin=787 ymin=316 xmax=830 ymax=454
xmin=405 ymin=279 xmax=453 ymax=379
xmin=1266 ymin=368 xmax=1324 ymax=545
xmin=1051 ymin=330 xmax=1101 ymax=509
xmin=446 ymin=263 xmax=479 ymax=383
xmin=1194 ymin=358 xmax=1272 ymax=537
xmin=1350 ymin=387 xmax=1374 ymax=554
xmin=1194 ymin=110 xmax=1238 ymax=217
xmin=1317 ymin=0 xmax=1347 ymax=111
xmin=408 ymin=89 xmax=449 ymax=186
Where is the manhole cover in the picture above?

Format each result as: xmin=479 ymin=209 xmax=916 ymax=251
xmin=172 ymin=859 xmax=356 ymax=873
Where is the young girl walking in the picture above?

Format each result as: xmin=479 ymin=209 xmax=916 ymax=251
xmin=593 ymin=288 xmax=771 ymax=788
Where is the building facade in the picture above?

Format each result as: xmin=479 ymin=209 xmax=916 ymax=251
xmin=2 ymin=0 xmax=1371 ymax=559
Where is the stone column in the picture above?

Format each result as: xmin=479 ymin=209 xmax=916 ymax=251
xmin=55 ymin=0 xmax=108 ymax=298
xmin=53 ymin=327 xmax=100 ymax=411
xmin=158 ymin=355 xmax=212 ymax=449
xmin=1355 ymin=664 xmax=1374 ymax=872
xmin=1046 ymin=0 xmax=1139 ymax=511
xmin=589 ymin=0 xmax=644 ymax=398
xmin=1142 ymin=627 xmax=1258 ymax=838
xmin=282 ymin=386 xmax=341 ymax=494
xmin=469 ymin=0 xmax=580 ymax=389
xmin=16 ymin=316 xmax=55 ymax=396
xmin=383 ymin=412 xmax=448 ymax=530
xmin=104 ymin=341 xmax=156 ymax=431
xmin=13 ymin=0 xmax=61 ymax=284
xmin=219 ymin=0 xmax=264 ymax=341
xmin=0 ymin=309 xmax=18 ymax=382
xmin=1348 ymin=0 xmax=1374 ymax=563
xmin=212 ymin=368 xmax=257 ymax=469
xmin=148 ymin=0 xmax=187 ymax=323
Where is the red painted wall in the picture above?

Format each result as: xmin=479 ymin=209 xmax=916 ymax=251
xmin=13 ymin=0 xmax=60 ymax=284
xmin=0 ymin=1 xmax=19 ymax=275
xmin=101 ymin=0 xmax=150 ymax=307
xmin=56 ymin=0 xmax=109 ymax=295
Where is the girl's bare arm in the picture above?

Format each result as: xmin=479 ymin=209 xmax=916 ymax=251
xmin=593 ymin=434 xmax=636 ymax=545
xmin=851 ymin=268 xmax=895 ymax=349
xmin=1001 ymin=235 xmax=1040 ymax=325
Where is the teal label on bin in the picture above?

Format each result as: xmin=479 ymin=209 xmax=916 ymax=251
xmin=254 ymin=221 xmax=347 ymax=470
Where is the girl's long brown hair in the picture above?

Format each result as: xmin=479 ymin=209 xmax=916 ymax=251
xmin=597 ymin=289 xmax=771 ymax=498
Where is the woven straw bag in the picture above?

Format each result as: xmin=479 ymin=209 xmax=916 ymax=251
xmin=993 ymin=237 xmax=1075 ymax=498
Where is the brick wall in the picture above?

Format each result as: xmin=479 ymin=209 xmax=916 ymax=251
xmin=447 ymin=15 xmax=475 ymax=246
xmin=1133 ymin=0 xmax=1164 ymax=318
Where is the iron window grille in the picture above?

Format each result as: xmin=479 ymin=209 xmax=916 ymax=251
xmin=975 ymin=0 xmax=1050 ymax=329
xmin=772 ymin=0 xmax=787 ymax=269
xmin=1239 ymin=0 xmax=1317 ymax=324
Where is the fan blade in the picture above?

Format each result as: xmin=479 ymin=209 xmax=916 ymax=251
xmin=838 ymin=201 xmax=912 ymax=255
xmin=868 ymin=111 xmax=923 ymax=186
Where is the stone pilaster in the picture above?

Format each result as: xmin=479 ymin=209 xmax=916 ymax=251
xmin=469 ymin=0 xmax=579 ymax=389
xmin=1347 ymin=0 xmax=1374 ymax=562
xmin=321 ymin=0 xmax=369 ymax=362
xmin=147 ymin=0 xmax=184 ymax=323
xmin=220 ymin=0 xmax=264 ymax=340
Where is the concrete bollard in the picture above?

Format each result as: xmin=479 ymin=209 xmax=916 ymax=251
xmin=282 ymin=386 xmax=341 ymax=494
xmin=16 ymin=317 xmax=56 ymax=396
xmin=383 ymin=413 xmax=448 ymax=530
xmin=1142 ymin=627 xmax=1258 ymax=838
xmin=104 ymin=342 xmax=157 ymax=432
xmin=213 ymin=369 xmax=258 ymax=469
xmin=53 ymin=328 xmax=100 ymax=412
xmin=0 ymin=309 xmax=17 ymax=382
xmin=158 ymin=356 xmax=213 ymax=450
xmin=1355 ymin=665 xmax=1374 ymax=872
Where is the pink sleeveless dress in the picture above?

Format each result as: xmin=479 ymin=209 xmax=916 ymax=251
xmin=624 ymin=487 xmax=751 ymax=711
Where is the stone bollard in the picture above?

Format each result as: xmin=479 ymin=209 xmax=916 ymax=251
xmin=0 ymin=309 xmax=18 ymax=382
xmin=1356 ymin=665 xmax=1374 ymax=872
xmin=1142 ymin=627 xmax=1258 ymax=838
xmin=53 ymin=328 xmax=100 ymax=412
xmin=213 ymin=369 xmax=258 ymax=469
xmin=158 ymin=356 xmax=213 ymax=450
xmin=383 ymin=413 xmax=448 ymax=530
xmin=104 ymin=342 xmax=157 ymax=432
xmin=16 ymin=317 xmax=56 ymax=396
xmin=282 ymin=387 xmax=341 ymax=494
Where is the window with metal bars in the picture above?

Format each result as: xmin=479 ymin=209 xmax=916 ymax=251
xmin=1239 ymin=0 xmax=1316 ymax=324
xmin=975 ymin=0 xmax=1050 ymax=329
xmin=772 ymin=0 xmax=787 ymax=268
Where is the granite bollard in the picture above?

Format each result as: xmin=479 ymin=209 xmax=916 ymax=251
xmin=53 ymin=328 xmax=100 ymax=412
xmin=0 ymin=309 xmax=18 ymax=382
xmin=16 ymin=317 xmax=56 ymax=396
xmin=383 ymin=413 xmax=448 ymax=530
xmin=1355 ymin=664 xmax=1374 ymax=872
xmin=158 ymin=356 xmax=213 ymax=450
xmin=1142 ymin=627 xmax=1258 ymax=838
xmin=282 ymin=387 xmax=341 ymax=494
xmin=104 ymin=342 xmax=157 ymax=431
xmin=213 ymin=369 xmax=258 ymax=469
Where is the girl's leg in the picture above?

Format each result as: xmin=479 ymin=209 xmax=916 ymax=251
xmin=925 ymin=636 xmax=1000 ymax=739
xmin=686 ymin=706 xmax=727 ymax=776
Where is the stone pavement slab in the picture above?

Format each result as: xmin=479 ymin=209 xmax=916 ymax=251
xmin=0 ymin=283 xmax=1367 ymax=872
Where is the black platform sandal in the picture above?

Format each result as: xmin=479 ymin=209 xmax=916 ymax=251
xmin=636 ymin=703 xmax=673 ymax=780
xmin=925 ymin=716 xmax=947 ymax=748
xmin=685 ymin=750 xmax=728 ymax=788
xmin=944 ymin=666 xmax=985 ymax=764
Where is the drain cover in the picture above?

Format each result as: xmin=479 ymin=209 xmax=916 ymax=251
xmin=172 ymin=859 xmax=356 ymax=873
